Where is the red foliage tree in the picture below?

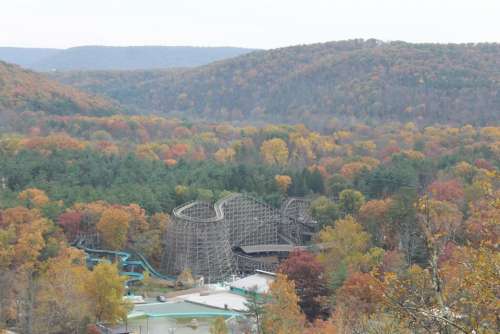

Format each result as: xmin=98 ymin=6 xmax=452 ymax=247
xmin=58 ymin=211 xmax=83 ymax=241
xmin=428 ymin=179 xmax=464 ymax=204
xmin=474 ymin=158 xmax=494 ymax=171
xmin=165 ymin=143 xmax=189 ymax=159
xmin=379 ymin=145 xmax=400 ymax=161
xmin=278 ymin=250 xmax=329 ymax=321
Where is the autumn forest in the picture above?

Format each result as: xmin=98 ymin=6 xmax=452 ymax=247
xmin=0 ymin=39 xmax=499 ymax=334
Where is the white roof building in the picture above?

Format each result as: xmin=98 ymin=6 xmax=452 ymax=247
xmin=183 ymin=291 xmax=249 ymax=311
xmin=229 ymin=270 xmax=276 ymax=295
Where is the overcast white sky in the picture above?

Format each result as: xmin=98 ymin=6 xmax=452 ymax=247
xmin=2 ymin=0 xmax=499 ymax=49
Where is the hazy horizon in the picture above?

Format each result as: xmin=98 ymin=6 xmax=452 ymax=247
xmin=2 ymin=38 xmax=500 ymax=51
xmin=2 ymin=0 xmax=500 ymax=49
xmin=0 ymin=45 xmax=258 ymax=50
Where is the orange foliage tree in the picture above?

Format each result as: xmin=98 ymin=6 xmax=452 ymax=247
xmin=274 ymin=175 xmax=292 ymax=194
xmin=18 ymin=188 xmax=50 ymax=209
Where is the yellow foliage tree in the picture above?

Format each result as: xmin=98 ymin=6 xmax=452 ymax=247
xmin=0 ymin=134 xmax=23 ymax=155
xmin=440 ymin=245 xmax=499 ymax=333
xmin=35 ymin=247 xmax=92 ymax=333
xmin=214 ymin=148 xmax=236 ymax=163
xmin=316 ymin=216 xmax=383 ymax=275
xmin=84 ymin=262 xmax=129 ymax=324
xmin=135 ymin=144 xmax=159 ymax=160
xmin=354 ymin=140 xmax=377 ymax=155
xmin=260 ymin=138 xmax=289 ymax=166
xmin=274 ymin=175 xmax=292 ymax=194
xmin=0 ymin=207 xmax=54 ymax=332
xmin=290 ymin=135 xmax=315 ymax=165
xmin=262 ymin=274 xmax=305 ymax=334
xmin=96 ymin=207 xmax=130 ymax=250
xmin=0 ymin=207 xmax=51 ymax=270
xmin=175 ymin=185 xmax=189 ymax=197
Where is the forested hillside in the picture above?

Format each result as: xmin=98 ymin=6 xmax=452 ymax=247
xmin=1 ymin=111 xmax=499 ymax=333
xmin=53 ymin=40 xmax=500 ymax=125
xmin=1 ymin=40 xmax=499 ymax=334
xmin=0 ymin=61 xmax=117 ymax=117
xmin=0 ymin=45 xmax=256 ymax=71
xmin=2 ymin=112 xmax=499 ymax=215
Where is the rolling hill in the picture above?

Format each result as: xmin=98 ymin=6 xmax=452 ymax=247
xmin=0 ymin=47 xmax=60 ymax=69
xmin=52 ymin=40 xmax=500 ymax=125
xmin=0 ymin=61 xmax=117 ymax=116
xmin=0 ymin=46 xmax=256 ymax=71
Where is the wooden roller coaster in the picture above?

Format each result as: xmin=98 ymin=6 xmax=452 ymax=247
xmin=162 ymin=193 xmax=318 ymax=283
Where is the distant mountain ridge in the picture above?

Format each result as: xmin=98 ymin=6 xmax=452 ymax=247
xmin=0 ymin=61 xmax=117 ymax=116
xmin=51 ymin=39 xmax=500 ymax=125
xmin=0 ymin=47 xmax=60 ymax=68
xmin=0 ymin=46 xmax=257 ymax=71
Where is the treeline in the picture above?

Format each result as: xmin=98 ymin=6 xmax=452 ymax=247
xmin=0 ymin=149 xmax=331 ymax=213
xmin=0 ymin=61 xmax=117 ymax=116
xmin=1 ymin=115 xmax=498 ymax=215
xmin=52 ymin=40 xmax=500 ymax=125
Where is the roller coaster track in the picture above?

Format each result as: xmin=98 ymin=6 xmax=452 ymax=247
xmin=74 ymin=238 xmax=176 ymax=285
xmin=171 ymin=193 xmax=277 ymax=224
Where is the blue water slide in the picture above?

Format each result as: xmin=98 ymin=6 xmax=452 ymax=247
xmin=74 ymin=238 xmax=175 ymax=284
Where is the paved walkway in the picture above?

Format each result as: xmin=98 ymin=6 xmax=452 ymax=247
xmin=164 ymin=287 xmax=209 ymax=298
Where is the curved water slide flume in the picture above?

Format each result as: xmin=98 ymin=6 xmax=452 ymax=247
xmin=74 ymin=238 xmax=176 ymax=285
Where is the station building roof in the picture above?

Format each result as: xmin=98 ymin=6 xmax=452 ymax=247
xmin=229 ymin=270 xmax=276 ymax=294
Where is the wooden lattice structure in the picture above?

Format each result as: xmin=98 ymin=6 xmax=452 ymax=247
xmin=280 ymin=197 xmax=318 ymax=243
xmin=163 ymin=201 xmax=234 ymax=283
xmin=163 ymin=193 xmax=317 ymax=282
xmin=218 ymin=193 xmax=281 ymax=247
